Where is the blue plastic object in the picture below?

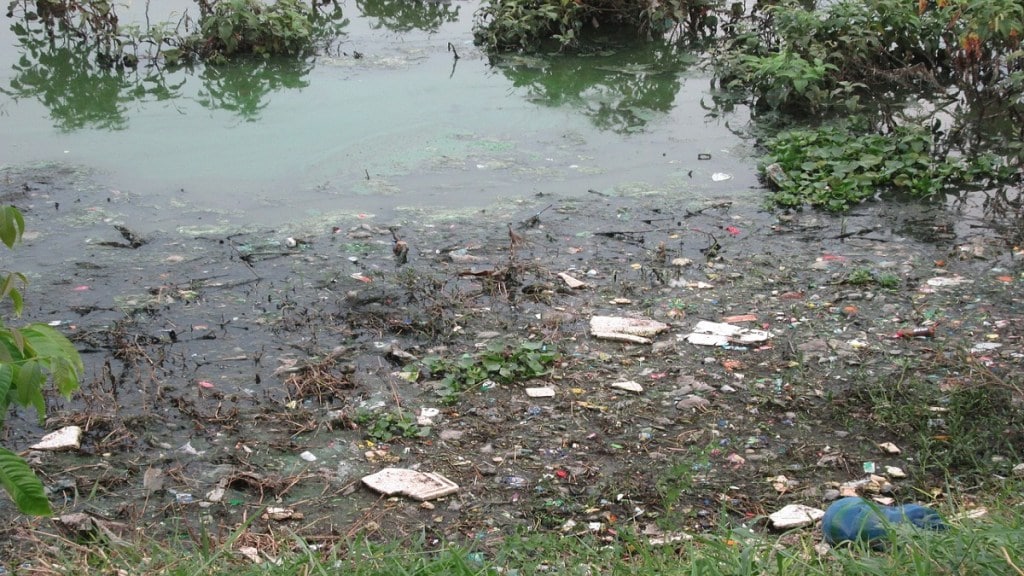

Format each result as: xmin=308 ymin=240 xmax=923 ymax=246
xmin=822 ymin=497 xmax=946 ymax=546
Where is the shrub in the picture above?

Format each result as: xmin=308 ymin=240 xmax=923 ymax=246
xmin=192 ymin=0 xmax=317 ymax=60
xmin=0 ymin=206 xmax=83 ymax=516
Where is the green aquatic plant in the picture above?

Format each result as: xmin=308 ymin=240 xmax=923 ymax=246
xmin=760 ymin=125 xmax=1011 ymax=211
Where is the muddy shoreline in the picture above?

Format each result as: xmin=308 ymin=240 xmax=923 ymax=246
xmin=2 ymin=164 xmax=1022 ymax=561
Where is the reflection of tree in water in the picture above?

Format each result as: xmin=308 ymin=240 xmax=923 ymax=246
xmin=495 ymin=40 xmax=693 ymax=133
xmin=2 ymin=22 xmax=182 ymax=131
xmin=196 ymin=59 xmax=313 ymax=120
xmin=356 ymin=0 xmax=460 ymax=33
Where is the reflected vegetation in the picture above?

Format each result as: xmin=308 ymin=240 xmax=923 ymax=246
xmin=2 ymin=16 xmax=317 ymax=126
xmin=1 ymin=21 xmax=183 ymax=130
xmin=356 ymin=0 xmax=460 ymax=33
xmin=494 ymin=39 xmax=696 ymax=133
xmin=195 ymin=59 xmax=313 ymax=120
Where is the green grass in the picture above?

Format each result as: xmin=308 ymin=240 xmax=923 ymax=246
xmin=850 ymin=351 xmax=1024 ymax=486
xmin=8 ymin=488 xmax=1023 ymax=575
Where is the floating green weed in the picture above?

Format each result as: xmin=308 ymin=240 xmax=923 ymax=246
xmin=760 ymin=125 xmax=1009 ymax=211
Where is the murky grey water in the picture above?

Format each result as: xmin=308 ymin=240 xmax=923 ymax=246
xmin=1 ymin=0 xmax=757 ymax=232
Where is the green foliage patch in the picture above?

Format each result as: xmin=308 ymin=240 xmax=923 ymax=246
xmin=191 ymin=0 xmax=316 ymax=61
xmin=717 ymin=0 xmax=1024 ymax=114
xmin=353 ymin=408 xmax=425 ymax=442
xmin=760 ymin=125 xmax=1010 ymax=211
xmin=402 ymin=340 xmax=558 ymax=403
xmin=472 ymin=0 xmax=717 ymax=52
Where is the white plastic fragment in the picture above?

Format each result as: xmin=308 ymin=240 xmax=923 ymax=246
xmin=31 ymin=426 xmax=82 ymax=451
xmin=237 ymin=546 xmax=261 ymax=564
xmin=683 ymin=320 xmax=773 ymax=347
xmin=611 ymin=380 xmax=644 ymax=393
xmin=643 ymin=524 xmax=694 ymax=546
xmin=263 ymin=507 xmax=303 ymax=521
xmin=884 ymin=466 xmax=907 ymax=479
xmin=362 ymin=468 xmax=459 ymax=501
xmin=925 ymin=275 xmax=972 ymax=287
xmin=557 ymin=272 xmax=587 ymax=288
xmin=877 ymin=442 xmax=901 ymax=455
xmin=525 ymin=387 xmax=556 ymax=398
xmin=971 ymin=342 xmax=1002 ymax=353
xmin=299 ymin=451 xmax=317 ymax=462
xmin=957 ymin=507 xmax=989 ymax=520
xmin=768 ymin=504 xmax=825 ymax=530
xmin=180 ymin=441 xmax=205 ymax=456
xmin=711 ymin=172 xmax=732 ymax=182
xmin=590 ymin=316 xmax=670 ymax=344
xmin=418 ymin=407 xmax=441 ymax=425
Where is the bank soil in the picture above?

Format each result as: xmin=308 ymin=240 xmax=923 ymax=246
xmin=1 ymin=168 xmax=1022 ymax=564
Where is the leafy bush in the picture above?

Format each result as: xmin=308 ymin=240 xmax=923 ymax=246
xmin=473 ymin=0 xmax=718 ymax=52
xmin=0 ymin=206 xmax=83 ymax=516
xmin=717 ymin=0 xmax=1024 ymax=113
xmin=473 ymin=0 xmax=584 ymax=52
xmin=192 ymin=0 xmax=317 ymax=61
xmin=724 ymin=51 xmax=839 ymax=112
xmin=6 ymin=0 xmax=347 ymax=65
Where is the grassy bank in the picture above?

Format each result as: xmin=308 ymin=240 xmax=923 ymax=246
xmin=4 ymin=485 xmax=1021 ymax=575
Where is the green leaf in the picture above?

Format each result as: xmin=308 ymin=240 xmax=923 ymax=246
xmin=20 ymin=324 xmax=85 ymax=389
xmin=0 ymin=446 xmax=52 ymax=516
xmin=0 ymin=325 xmax=26 ymax=359
xmin=0 ymin=363 xmax=12 ymax=427
xmin=50 ymin=357 xmax=82 ymax=397
xmin=0 ymin=206 xmax=26 ymax=249
xmin=13 ymin=360 xmax=46 ymax=422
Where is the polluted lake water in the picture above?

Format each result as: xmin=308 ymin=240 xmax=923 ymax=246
xmin=0 ymin=0 xmax=756 ymax=231
xmin=1 ymin=0 xmax=1023 ymax=569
